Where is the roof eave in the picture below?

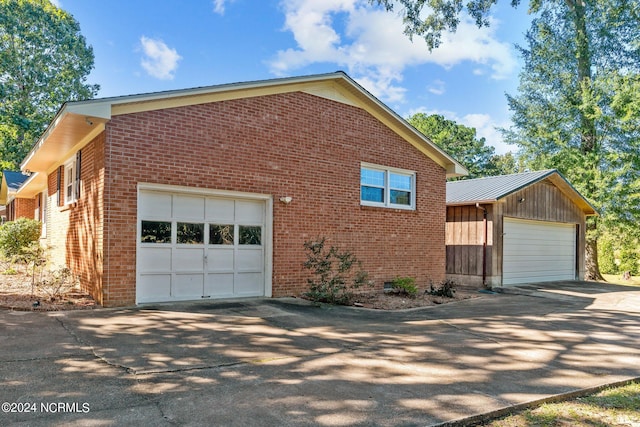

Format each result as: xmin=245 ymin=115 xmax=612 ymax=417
xmin=19 ymin=71 xmax=468 ymax=180
xmin=446 ymin=199 xmax=498 ymax=206
xmin=20 ymin=105 xmax=109 ymax=174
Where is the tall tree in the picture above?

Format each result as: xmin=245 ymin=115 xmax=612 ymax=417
xmin=503 ymin=3 xmax=640 ymax=280
xmin=0 ymin=0 xmax=99 ymax=170
xmin=407 ymin=113 xmax=516 ymax=179
xmin=373 ymin=0 xmax=640 ymax=280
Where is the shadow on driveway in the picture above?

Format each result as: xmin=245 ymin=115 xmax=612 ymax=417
xmin=1 ymin=281 xmax=639 ymax=426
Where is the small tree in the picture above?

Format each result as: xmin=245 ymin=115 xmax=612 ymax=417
xmin=303 ymin=237 xmax=369 ymax=305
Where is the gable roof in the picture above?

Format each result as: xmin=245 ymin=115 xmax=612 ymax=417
xmin=446 ymin=169 xmax=597 ymax=215
xmin=0 ymin=171 xmax=29 ymax=205
xmin=19 ymin=71 xmax=467 ymax=184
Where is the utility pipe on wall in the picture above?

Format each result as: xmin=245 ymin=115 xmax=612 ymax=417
xmin=475 ymin=203 xmax=488 ymax=288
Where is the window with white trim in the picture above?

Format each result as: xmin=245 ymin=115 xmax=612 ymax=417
xmin=63 ymin=151 xmax=81 ymax=205
xmin=360 ymin=164 xmax=416 ymax=209
xmin=64 ymin=160 xmax=76 ymax=204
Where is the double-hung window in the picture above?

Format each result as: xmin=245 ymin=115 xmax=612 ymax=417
xmin=63 ymin=151 xmax=81 ymax=205
xmin=360 ymin=163 xmax=416 ymax=209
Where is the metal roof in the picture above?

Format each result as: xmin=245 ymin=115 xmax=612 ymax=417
xmin=2 ymin=171 xmax=28 ymax=191
xmin=446 ymin=169 xmax=598 ymax=215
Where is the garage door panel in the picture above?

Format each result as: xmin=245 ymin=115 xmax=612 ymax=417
xmin=503 ymin=218 xmax=575 ymax=286
xmin=173 ymin=195 xmax=205 ymax=220
xmin=206 ymin=198 xmax=235 ymax=222
xmin=235 ymin=200 xmax=264 ymax=223
xmin=137 ymin=274 xmax=171 ymax=303
xmin=173 ymin=274 xmax=204 ymax=297
xmin=139 ymin=192 xmax=172 ymax=218
xmin=236 ymin=249 xmax=263 ymax=272
xmin=205 ymin=273 xmax=234 ymax=297
xmin=235 ymin=273 xmax=264 ymax=295
xmin=172 ymin=248 xmax=205 ymax=272
xmin=207 ymin=248 xmax=235 ymax=272
xmin=139 ymin=247 xmax=172 ymax=272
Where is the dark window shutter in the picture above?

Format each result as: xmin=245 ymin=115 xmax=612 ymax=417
xmin=75 ymin=150 xmax=82 ymax=199
xmin=57 ymin=166 xmax=62 ymax=206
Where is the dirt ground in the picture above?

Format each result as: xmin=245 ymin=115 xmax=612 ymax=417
xmin=0 ymin=264 xmax=96 ymax=311
xmin=0 ymin=262 xmax=481 ymax=311
xmin=349 ymin=287 xmax=481 ymax=309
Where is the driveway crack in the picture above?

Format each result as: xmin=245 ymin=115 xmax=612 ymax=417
xmin=54 ymin=315 xmax=134 ymax=374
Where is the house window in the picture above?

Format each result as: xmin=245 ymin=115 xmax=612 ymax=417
xmin=63 ymin=151 xmax=81 ymax=204
xmin=360 ymin=164 xmax=416 ymax=209
xmin=36 ymin=191 xmax=48 ymax=237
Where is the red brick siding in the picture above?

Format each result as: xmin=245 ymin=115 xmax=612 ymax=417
xmin=102 ymin=92 xmax=446 ymax=306
xmin=9 ymin=198 xmax=36 ymax=220
xmin=45 ymin=133 xmax=105 ymax=304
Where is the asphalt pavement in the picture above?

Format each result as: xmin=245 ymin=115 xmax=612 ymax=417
xmin=1 ymin=281 xmax=639 ymax=426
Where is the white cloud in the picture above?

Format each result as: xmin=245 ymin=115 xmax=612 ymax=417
xmin=139 ymin=36 xmax=182 ymax=80
xmin=269 ymin=0 xmax=517 ymax=103
xmin=428 ymin=80 xmax=446 ymax=95
xmin=50 ymin=0 xmax=62 ymax=7
xmin=408 ymin=107 xmax=515 ymax=155
xmin=212 ymin=0 xmax=236 ymax=15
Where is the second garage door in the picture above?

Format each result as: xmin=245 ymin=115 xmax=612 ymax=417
xmin=137 ymin=188 xmax=269 ymax=304
xmin=502 ymin=218 xmax=576 ymax=286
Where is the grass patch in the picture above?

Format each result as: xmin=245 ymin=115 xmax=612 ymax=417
xmin=483 ymin=382 xmax=640 ymax=426
xmin=602 ymin=273 xmax=640 ymax=286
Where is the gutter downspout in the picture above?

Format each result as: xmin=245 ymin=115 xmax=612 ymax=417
xmin=475 ymin=203 xmax=488 ymax=288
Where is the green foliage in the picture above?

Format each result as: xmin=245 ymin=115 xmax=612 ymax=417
xmin=0 ymin=0 xmax=99 ymax=169
xmin=391 ymin=276 xmax=418 ymax=297
xmin=407 ymin=113 xmax=517 ymax=179
xmin=598 ymin=226 xmax=639 ymax=275
xmin=0 ymin=218 xmax=41 ymax=259
xmin=303 ymin=237 xmax=370 ymax=305
xmin=429 ymin=279 xmax=457 ymax=298
xmin=370 ymin=0 xmax=501 ymax=50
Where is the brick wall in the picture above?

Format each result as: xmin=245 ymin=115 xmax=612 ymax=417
xmin=9 ymin=197 xmax=36 ymax=220
xmin=101 ymin=92 xmax=447 ymax=306
xmin=45 ymin=133 xmax=105 ymax=304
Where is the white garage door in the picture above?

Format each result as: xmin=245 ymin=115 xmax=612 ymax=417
xmin=503 ymin=218 xmax=576 ymax=286
xmin=137 ymin=188 xmax=269 ymax=304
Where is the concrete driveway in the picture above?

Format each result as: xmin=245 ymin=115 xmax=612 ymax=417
xmin=1 ymin=281 xmax=639 ymax=426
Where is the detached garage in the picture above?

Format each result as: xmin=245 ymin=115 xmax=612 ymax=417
xmin=446 ymin=170 xmax=597 ymax=288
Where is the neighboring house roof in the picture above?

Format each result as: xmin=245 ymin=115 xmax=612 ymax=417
xmin=18 ymin=71 xmax=467 ymax=197
xmin=0 ymin=171 xmax=29 ymax=205
xmin=446 ymin=169 xmax=598 ymax=215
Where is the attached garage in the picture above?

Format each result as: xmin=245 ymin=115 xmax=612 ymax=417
xmin=15 ymin=71 xmax=467 ymax=307
xmin=446 ymin=170 xmax=597 ymax=288
xmin=137 ymin=186 xmax=272 ymax=304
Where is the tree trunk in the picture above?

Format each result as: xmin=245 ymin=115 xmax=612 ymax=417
xmin=584 ymin=221 xmax=604 ymax=281
xmin=568 ymin=0 xmax=603 ymax=281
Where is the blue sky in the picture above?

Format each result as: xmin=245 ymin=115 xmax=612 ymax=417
xmin=53 ymin=0 xmax=533 ymax=154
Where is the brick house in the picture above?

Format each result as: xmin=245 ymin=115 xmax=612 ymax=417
xmin=15 ymin=72 xmax=466 ymax=307
xmin=0 ymin=171 xmax=34 ymax=222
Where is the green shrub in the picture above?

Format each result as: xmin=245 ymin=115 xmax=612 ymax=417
xmin=0 ymin=218 xmax=41 ymax=260
xmin=392 ymin=277 xmax=418 ymax=297
xmin=303 ymin=237 xmax=370 ymax=305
